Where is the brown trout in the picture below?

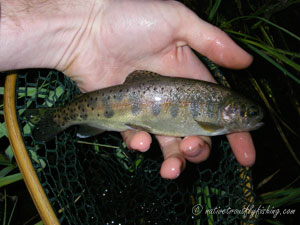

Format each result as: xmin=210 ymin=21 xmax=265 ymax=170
xmin=26 ymin=71 xmax=263 ymax=141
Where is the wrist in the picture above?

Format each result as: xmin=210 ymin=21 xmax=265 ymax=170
xmin=0 ymin=0 xmax=106 ymax=72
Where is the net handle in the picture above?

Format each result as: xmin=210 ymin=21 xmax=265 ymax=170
xmin=4 ymin=73 xmax=60 ymax=225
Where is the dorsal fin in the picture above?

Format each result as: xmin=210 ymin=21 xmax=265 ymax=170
xmin=124 ymin=70 xmax=163 ymax=83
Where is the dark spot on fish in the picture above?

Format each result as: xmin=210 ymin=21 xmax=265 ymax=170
xmin=87 ymin=104 xmax=90 ymax=107
xmin=70 ymin=114 xmax=76 ymax=120
xmin=80 ymin=114 xmax=88 ymax=120
xmin=207 ymin=105 xmax=215 ymax=118
xmin=104 ymin=110 xmax=114 ymax=118
xmin=190 ymin=97 xmax=200 ymax=117
xmin=170 ymin=104 xmax=179 ymax=118
xmin=57 ymin=114 xmax=61 ymax=119
xmin=101 ymin=95 xmax=114 ymax=118
xmin=129 ymin=91 xmax=141 ymax=116
xmin=152 ymin=103 xmax=161 ymax=116
xmin=107 ymin=96 xmax=110 ymax=100
xmin=97 ymin=113 xmax=100 ymax=117
xmin=114 ymin=92 xmax=124 ymax=102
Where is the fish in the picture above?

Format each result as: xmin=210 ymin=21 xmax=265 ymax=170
xmin=25 ymin=70 xmax=264 ymax=141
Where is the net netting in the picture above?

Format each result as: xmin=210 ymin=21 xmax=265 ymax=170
xmin=14 ymin=67 xmax=256 ymax=225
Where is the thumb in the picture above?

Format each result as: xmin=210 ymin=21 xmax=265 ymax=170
xmin=175 ymin=3 xmax=252 ymax=69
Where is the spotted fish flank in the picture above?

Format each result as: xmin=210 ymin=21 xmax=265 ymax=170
xmin=25 ymin=70 xmax=264 ymax=141
xmin=129 ymin=90 xmax=141 ymax=116
xmin=101 ymin=96 xmax=114 ymax=118
xmin=87 ymin=96 xmax=98 ymax=110
xmin=190 ymin=95 xmax=200 ymax=117
xmin=170 ymin=103 xmax=179 ymax=118
xmin=152 ymin=102 xmax=161 ymax=116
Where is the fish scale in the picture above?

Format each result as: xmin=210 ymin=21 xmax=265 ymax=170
xmin=26 ymin=70 xmax=264 ymax=141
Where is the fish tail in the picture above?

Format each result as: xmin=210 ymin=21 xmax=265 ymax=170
xmin=25 ymin=108 xmax=64 ymax=141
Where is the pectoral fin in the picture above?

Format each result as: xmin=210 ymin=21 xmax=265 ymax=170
xmin=196 ymin=121 xmax=223 ymax=133
xmin=77 ymin=125 xmax=105 ymax=138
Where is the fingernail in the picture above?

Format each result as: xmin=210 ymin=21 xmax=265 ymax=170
xmin=184 ymin=143 xmax=203 ymax=157
xmin=170 ymin=166 xmax=181 ymax=179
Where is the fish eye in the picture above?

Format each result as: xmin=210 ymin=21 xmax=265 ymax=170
xmin=247 ymin=106 xmax=259 ymax=117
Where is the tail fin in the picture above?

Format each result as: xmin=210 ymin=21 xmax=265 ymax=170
xmin=25 ymin=108 xmax=64 ymax=142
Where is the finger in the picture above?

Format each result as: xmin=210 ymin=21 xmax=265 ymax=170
xmin=179 ymin=136 xmax=211 ymax=163
xmin=174 ymin=2 xmax=253 ymax=69
xmin=121 ymin=130 xmax=152 ymax=152
xmin=226 ymin=132 xmax=256 ymax=166
xmin=156 ymin=136 xmax=186 ymax=179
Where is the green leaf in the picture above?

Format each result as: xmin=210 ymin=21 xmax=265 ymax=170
xmin=208 ymin=0 xmax=222 ymax=22
xmin=0 ymin=165 xmax=17 ymax=178
xmin=241 ymin=40 xmax=300 ymax=85
xmin=7 ymin=196 xmax=18 ymax=225
xmin=34 ymin=221 xmax=44 ymax=225
xmin=29 ymin=150 xmax=46 ymax=169
xmin=0 ymin=173 xmax=23 ymax=187
xmin=0 ymin=153 xmax=12 ymax=166
xmin=227 ymin=16 xmax=300 ymax=42
xmin=5 ymin=146 xmax=14 ymax=162
xmin=0 ymin=122 xmax=7 ymax=138
xmin=0 ymin=87 xmax=4 ymax=95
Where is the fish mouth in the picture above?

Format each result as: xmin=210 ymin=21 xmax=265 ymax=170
xmin=252 ymin=121 xmax=264 ymax=130
xmin=248 ymin=109 xmax=264 ymax=130
xmin=247 ymin=120 xmax=264 ymax=131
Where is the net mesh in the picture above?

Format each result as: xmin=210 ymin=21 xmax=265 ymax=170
xmin=14 ymin=67 xmax=256 ymax=225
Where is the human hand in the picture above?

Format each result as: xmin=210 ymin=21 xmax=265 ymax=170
xmin=1 ymin=0 xmax=255 ymax=179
